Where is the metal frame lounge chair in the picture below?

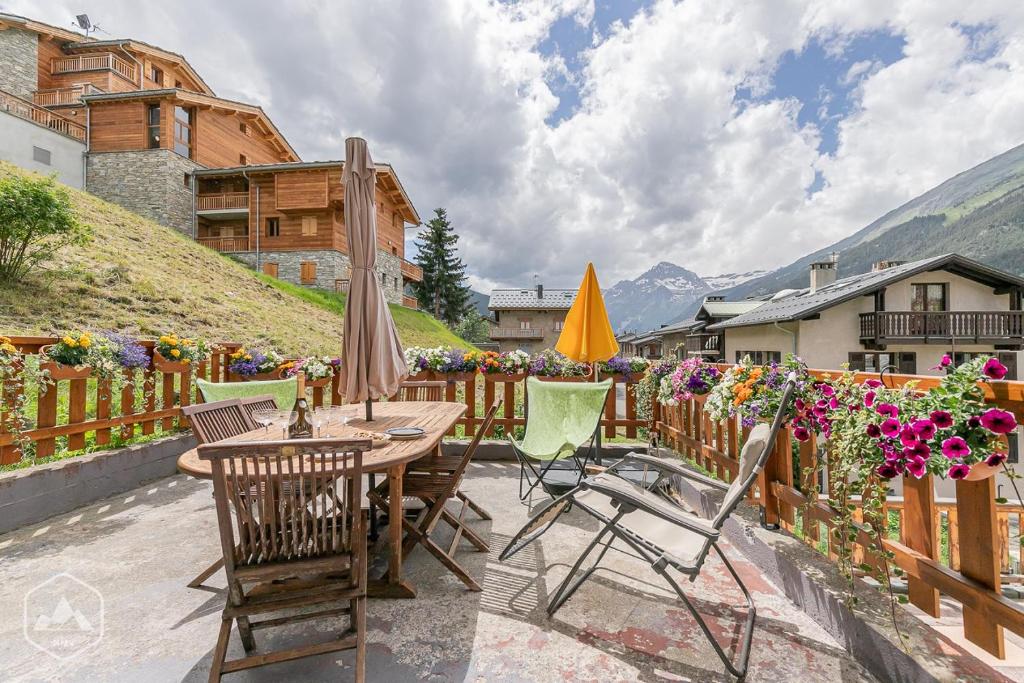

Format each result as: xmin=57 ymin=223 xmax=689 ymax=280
xmin=500 ymin=373 xmax=797 ymax=680
xmin=509 ymin=377 xmax=613 ymax=502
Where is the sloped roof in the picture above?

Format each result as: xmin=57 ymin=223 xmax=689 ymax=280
xmin=653 ymin=318 xmax=703 ymax=335
xmin=710 ymin=253 xmax=1024 ymax=330
xmin=700 ymin=300 xmax=765 ymax=317
xmin=489 ymin=288 xmax=577 ymax=310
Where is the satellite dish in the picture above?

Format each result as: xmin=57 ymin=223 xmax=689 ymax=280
xmin=75 ymin=14 xmax=91 ymax=30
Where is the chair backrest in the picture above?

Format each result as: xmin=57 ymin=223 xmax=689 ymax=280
xmin=181 ymin=399 xmax=257 ymax=444
xmin=394 ymin=381 xmax=446 ymax=402
xmin=449 ymin=400 xmax=501 ymax=485
xmin=196 ymin=377 xmax=298 ymax=417
xmin=239 ymin=394 xmax=279 ymax=422
xmin=712 ymin=375 xmax=798 ymax=528
xmin=198 ymin=437 xmax=370 ymax=574
xmin=518 ymin=377 xmax=612 ymax=459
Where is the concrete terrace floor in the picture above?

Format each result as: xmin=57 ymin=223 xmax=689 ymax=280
xmin=0 ymin=462 xmax=876 ymax=682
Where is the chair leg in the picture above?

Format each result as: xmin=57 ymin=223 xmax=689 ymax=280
xmin=208 ymin=618 xmax=232 ymax=683
xmin=547 ymin=523 xmax=617 ymax=616
xmin=420 ymin=535 xmax=482 ymax=591
xmin=457 ymin=490 xmax=492 ymax=520
xmin=236 ymin=615 xmax=256 ymax=653
xmin=354 ymin=595 xmax=366 ymax=683
xmin=440 ymin=506 xmax=488 ymax=552
xmin=187 ymin=556 xmax=225 ymax=589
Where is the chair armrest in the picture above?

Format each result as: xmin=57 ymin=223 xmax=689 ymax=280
xmin=581 ymin=475 xmax=719 ymax=539
xmin=619 ymin=453 xmax=730 ymax=492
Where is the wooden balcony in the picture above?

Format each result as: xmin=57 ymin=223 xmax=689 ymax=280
xmin=859 ymin=311 xmax=1024 ymax=347
xmin=196 ymin=236 xmax=249 ymax=253
xmin=684 ymin=332 xmax=721 ymax=356
xmin=32 ymin=84 xmax=103 ymax=107
xmin=196 ymin=192 xmax=249 ymax=211
xmin=402 ymin=295 xmax=419 ymax=309
xmin=490 ymin=328 xmax=544 ymax=340
xmin=52 ymin=53 xmax=137 ymax=82
xmin=401 ymin=259 xmax=423 ymax=282
xmin=0 ymin=89 xmax=86 ymax=141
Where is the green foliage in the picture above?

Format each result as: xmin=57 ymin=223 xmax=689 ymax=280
xmin=412 ymin=208 xmax=471 ymax=326
xmin=452 ymin=309 xmax=490 ymax=345
xmin=0 ymin=173 xmax=87 ymax=283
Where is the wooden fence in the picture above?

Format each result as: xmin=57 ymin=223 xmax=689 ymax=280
xmin=652 ymin=366 xmax=1024 ymax=660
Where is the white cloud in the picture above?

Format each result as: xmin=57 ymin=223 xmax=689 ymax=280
xmin=13 ymin=0 xmax=1024 ymax=292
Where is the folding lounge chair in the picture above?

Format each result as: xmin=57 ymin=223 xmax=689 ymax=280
xmin=509 ymin=377 xmax=613 ymax=502
xmin=196 ymin=377 xmax=298 ymax=416
xmin=500 ymin=374 xmax=797 ymax=680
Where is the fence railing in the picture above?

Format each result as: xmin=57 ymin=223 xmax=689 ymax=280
xmin=401 ymin=295 xmax=418 ymax=309
xmin=196 ymin=236 xmax=249 ymax=253
xmin=489 ymin=328 xmax=544 ymax=339
xmin=400 ymin=259 xmax=422 ymax=282
xmin=196 ymin=192 xmax=249 ymax=211
xmin=32 ymin=84 xmax=103 ymax=107
xmin=859 ymin=310 xmax=1024 ymax=344
xmin=0 ymin=89 xmax=86 ymax=141
xmin=651 ymin=365 xmax=1024 ymax=660
xmin=52 ymin=53 xmax=137 ymax=82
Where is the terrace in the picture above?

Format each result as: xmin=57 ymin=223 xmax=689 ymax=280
xmin=1 ymin=338 xmax=1023 ymax=681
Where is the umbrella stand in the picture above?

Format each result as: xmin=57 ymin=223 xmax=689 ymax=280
xmin=365 ymin=398 xmax=373 ymax=422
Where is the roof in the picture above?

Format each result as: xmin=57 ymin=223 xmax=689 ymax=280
xmin=710 ymin=253 xmax=1024 ymax=330
xmin=653 ymin=318 xmax=703 ymax=335
xmin=632 ymin=332 xmax=664 ymax=345
xmin=489 ymin=288 xmax=577 ymax=310
xmin=81 ymin=89 xmax=298 ymax=161
xmin=699 ymin=300 xmax=765 ymax=318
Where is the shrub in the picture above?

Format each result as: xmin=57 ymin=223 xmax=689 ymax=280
xmin=0 ymin=173 xmax=86 ymax=283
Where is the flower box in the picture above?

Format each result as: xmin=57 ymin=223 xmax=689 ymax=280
xmin=436 ymin=371 xmax=477 ymax=383
xmin=39 ymin=360 xmax=91 ymax=381
xmin=304 ymin=377 xmax=331 ymax=389
xmin=483 ymin=372 xmax=526 ymax=383
xmin=533 ymin=375 xmax=591 ymax=383
xmin=408 ymin=370 xmax=438 ymax=382
xmin=603 ymin=372 xmax=646 ymax=384
xmin=229 ymin=370 xmax=283 ymax=382
xmin=153 ymin=351 xmax=191 ymax=373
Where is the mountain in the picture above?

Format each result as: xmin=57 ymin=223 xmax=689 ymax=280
xmin=468 ymin=289 xmax=491 ymax=319
xmin=719 ymin=142 xmax=1024 ymax=300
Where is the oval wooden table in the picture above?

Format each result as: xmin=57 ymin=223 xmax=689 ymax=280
xmin=177 ymin=400 xmax=467 ymax=599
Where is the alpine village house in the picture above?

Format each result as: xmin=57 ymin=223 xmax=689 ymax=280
xmin=0 ymin=12 xmax=422 ymax=304
xmin=488 ymin=285 xmax=577 ymax=353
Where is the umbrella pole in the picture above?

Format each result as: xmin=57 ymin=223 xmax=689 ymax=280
xmin=593 ymin=361 xmax=602 ymax=466
xmin=365 ymin=398 xmax=373 ymax=421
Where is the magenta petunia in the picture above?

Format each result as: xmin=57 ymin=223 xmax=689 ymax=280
xmin=880 ymin=418 xmax=901 ymax=437
xmin=819 ymin=383 xmax=835 ymax=397
xmin=941 ymin=436 xmax=971 ymax=459
xmin=940 ymin=354 xmax=952 ymax=368
xmin=929 ymin=410 xmax=954 ymax=429
xmin=876 ymin=463 xmax=900 ymax=479
xmin=866 ymin=423 xmax=881 ymax=438
xmin=795 ymin=398 xmax=805 ymax=411
xmin=968 ymin=415 xmax=981 ymax=428
xmin=828 ymin=396 xmax=839 ymax=410
xmin=985 ymin=452 xmax=1007 ymax=467
xmin=905 ymin=456 xmax=927 ymax=479
xmin=982 ymin=357 xmax=1008 ymax=380
xmin=911 ymin=418 xmax=936 ymax=440
xmin=979 ymin=408 xmax=1017 ymax=434
xmin=876 ymin=403 xmax=899 ymax=418
xmin=864 ymin=379 xmax=882 ymax=388
xmin=947 ymin=463 xmax=970 ymax=480
xmin=793 ymin=426 xmax=810 ymax=442
xmin=905 ymin=441 xmax=930 ymax=459
xmin=899 ymin=424 xmax=919 ymax=447
xmin=863 ymin=391 xmax=876 ymax=408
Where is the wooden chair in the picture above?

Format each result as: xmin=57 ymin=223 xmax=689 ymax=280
xmin=238 ymin=394 xmax=279 ymax=422
xmin=182 ymin=399 xmax=257 ymax=444
xmin=393 ymin=381 xmax=446 ymax=402
xmin=368 ymin=401 xmax=500 ymax=591
xmin=199 ymin=437 xmax=371 ymax=682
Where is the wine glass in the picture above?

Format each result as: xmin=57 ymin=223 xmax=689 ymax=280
xmin=252 ymin=408 xmax=275 ymax=434
xmin=276 ymin=409 xmax=297 ymax=438
xmin=310 ymin=407 xmax=327 ymax=438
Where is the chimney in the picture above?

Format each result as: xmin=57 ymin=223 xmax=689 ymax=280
xmin=705 ymin=295 xmax=725 ymax=302
xmin=536 ymin=284 xmax=543 ymax=299
xmin=809 ymin=260 xmax=837 ymax=293
xmin=872 ymin=259 xmax=905 ymax=272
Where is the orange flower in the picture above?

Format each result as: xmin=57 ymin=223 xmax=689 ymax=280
xmin=748 ymin=367 xmax=763 ymax=380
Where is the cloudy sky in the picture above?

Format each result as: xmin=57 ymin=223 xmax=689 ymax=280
xmin=15 ymin=0 xmax=1024 ymax=291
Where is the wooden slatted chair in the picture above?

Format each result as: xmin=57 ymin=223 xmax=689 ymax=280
xmin=368 ymin=401 xmax=500 ymax=591
xmin=182 ymin=399 xmax=257 ymax=444
xmin=238 ymin=394 xmax=279 ymax=422
xmin=393 ymin=380 xmax=446 ymax=402
xmin=199 ymin=437 xmax=371 ymax=682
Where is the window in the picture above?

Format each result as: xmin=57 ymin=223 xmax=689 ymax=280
xmin=150 ymin=65 xmax=163 ymax=85
xmin=265 ymin=217 xmax=280 ymax=237
xmin=239 ymin=122 xmax=248 ymax=135
xmin=239 ymin=153 xmax=248 ymax=165
xmin=393 ymin=276 xmax=398 ymax=289
xmin=32 ymin=146 xmax=51 ymax=165
xmin=262 ymin=262 xmax=278 ymax=278
xmin=173 ymin=106 xmax=194 ymax=158
xmin=301 ymin=216 xmax=317 ymax=237
xmin=554 ymin=319 xmax=564 ymax=331
xmin=848 ymin=352 xmax=916 ymax=375
xmin=146 ymin=104 xmax=161 ymax=149
xmin=911 ymin=283 xmax=947 ymax=312
xmin=300 ymin=262 xmax=317 ymax=284
xmin=174 ymin=79 xmax=182 ymax=88
xmin=520 ymin=319 xmax=532 ymax=330
xmin=381 ymin=272 xmax=386 ymax=285
xmin=735 ymin=351 xmax=782 ymax=365
xmin=182 ymin=172 xmax=190 ymax=188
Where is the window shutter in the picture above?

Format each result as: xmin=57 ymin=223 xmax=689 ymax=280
xmin=998 ymin=352 xmax=1018 ymax=381
xmin=300 ymin=262 xmax=316 ymax=284
xmin=301 ymin=216 xmax=318 ymax=236
xmin=898 ymin=352 xmax=917 ymax=375
xmin=262 ymin=262 xmax=278 ymax=278
xmin=848 ymin=353 xmax=866 ymax=372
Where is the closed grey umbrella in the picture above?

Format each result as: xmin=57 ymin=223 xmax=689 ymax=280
xmin=340 ymin=137 xmax=408 ymax=419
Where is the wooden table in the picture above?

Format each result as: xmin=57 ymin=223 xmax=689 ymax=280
xmin=177 ymin=400 xmax=467 ymax=599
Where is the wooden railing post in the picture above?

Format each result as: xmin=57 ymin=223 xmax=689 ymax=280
xmin=758 ymin=429 xmax=783 ymax=528
xmin=67 ymin=377 xmax=88 ymax=451
xmin=903 ymin=474 xmax=941 ymax=617
xmin=95 ymin=378 xmax=112 ymax=446
xmin=36 ymin=381 xmax=58 ymax=459
xmin=956 ymin=476 xmax=1005 ymax=658
xmin=464 ymin=377 xmax=477 ymax=438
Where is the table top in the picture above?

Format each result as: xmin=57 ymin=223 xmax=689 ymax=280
xmin=177 ymin=401 xmax=467 ymax=480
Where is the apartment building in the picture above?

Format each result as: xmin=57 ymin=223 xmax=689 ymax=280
xmin=488 ymin=285 xmax=576 ymax=353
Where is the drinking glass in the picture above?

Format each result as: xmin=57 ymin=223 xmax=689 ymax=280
xmin=310 ymin=407 xmax=327 ymax=438
xmin=252 ymin=409 xmax=275 ymax=433
xmin=276 ymin=409 xmax=297 ymax=438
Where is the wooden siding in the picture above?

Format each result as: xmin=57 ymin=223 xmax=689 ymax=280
xmin=375 ymin=184 xmax=405 ymax=257
xmin=194 ymin=108 xmax=288 ymax=167
xmin=87 ymin=99 xmax=148 ymax=151
xmin=36 ymin=36 xmax=65 ymax=91
xmin=248 ymin=174 xmax=336 ymax=252
xmin=275 ymin=170 xmax=329 ymax=210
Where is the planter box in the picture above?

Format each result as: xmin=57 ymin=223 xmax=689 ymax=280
xmin=532 ymin=375 xmax=591 ymax=382
xmin=304 ymin=377 xmax=332 ymax=389
xmin=153 ymin=352 xmax=190 ymax=373
xmin=229 ymin=370 xmax=283 ymax=382
xmin=39 ymin=361 xmax=91 ymax=381
xmin=483 ymin=372 xmax=526 ymax=383
xmin=436 ymin=371 xmax=477 ymax=383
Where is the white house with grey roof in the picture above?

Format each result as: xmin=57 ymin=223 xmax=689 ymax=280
xmin=488 ymin=285 xmax=577 ymax=353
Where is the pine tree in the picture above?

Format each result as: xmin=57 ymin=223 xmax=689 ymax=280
xmin=412 ymin=208 xmax=471 ymax=326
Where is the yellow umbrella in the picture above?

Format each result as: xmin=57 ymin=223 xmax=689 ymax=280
xmin=556 ymin=262 xmax=619 ymax=366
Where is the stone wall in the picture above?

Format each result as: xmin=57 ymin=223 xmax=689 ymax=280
xmin=86 ymin=150 xmax=200 ymax=234
xmin=375 ymin=249 xmax=404 ymax=304
xmin=233 ymin=248 xmax=404 ymax=303
xmin=0 ymin=27 xmax=37 ymax=98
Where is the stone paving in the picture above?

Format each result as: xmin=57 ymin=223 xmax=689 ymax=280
xmin=0 ymin=462 xmax=876 ymax=682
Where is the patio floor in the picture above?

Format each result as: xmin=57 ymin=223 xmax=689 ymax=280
xmin=0 ymin=462 xmax=876 ymax=682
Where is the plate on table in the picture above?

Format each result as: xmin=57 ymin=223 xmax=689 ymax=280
xmin=385 ymin=427 xmax=426 ymax=441
xmin=348 ymin=429 xmax=392 ymax=448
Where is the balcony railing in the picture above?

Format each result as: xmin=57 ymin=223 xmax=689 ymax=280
xmin=859 ymin=311 xmax=1024 ymax=345
xmin=52 ymin=53 xmax=137 ymax=82
xmin=196 ymin=236 xmax=249 ymax=253
xmin=0 ymin=89 xmax=86 ymax=141
xmin=32 ymin=84 xmax=103 ymax=107
xmin=684 ymin=332 xmax=721 ymax=356
xmin=490 ymin=328 xmax=544 ymax=340
xmin=196 ymin=192 xmax=249 ymax=211
xmin=400 ymin=259 xmax=423 ymax=282
xmin=402 ymin=295 xmax=419 ymax=309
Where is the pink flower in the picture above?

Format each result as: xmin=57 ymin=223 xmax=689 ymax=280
xmin=911 ymin=419 xmax=936 ymax=440
xmin=968 ymin=415 xmax=981 ymax=428
xmin=905 ymin=441 xmax=930 ymax=459
xmin=864 ymin=379 xmax=882 ymax=388
xmin=876 ymin=403 xmax=899 ymax=418
xmin=863 ymin=391 xmax=876 ymax=408
xmin=985 ymin=452 xmax=1007 ymax=467
xmin=940 ymin=354 xmax=952 ymax=368
xmin=876 ymin=463 xmax=900 ymax=479
xmin=941 ymin=436 xmax=971 ymax=460
xmin=795 ymin=398 xmax=805 ymax=411
xmin=905 ymin=457 xmax=928 ymax=479
xmin=979 ymin=408 xmax=1017 ymax=434
xmin=818 ymin=383 xmax=835 ymax=397
xmin=982 ymin=357 xmax=1008 ymax=380
xmin=793 ymin=426 xmax=810 ymax=442
xmin=899 ymin=424 xmax=919 ymax=447
xmin=929 ymin=410 xmax=953 ymax=429
xmin=880 ymin=418 xmax=901 ymax=437
xmin=947 ymin=463 xmax=970 ymax=480
xmin=865 ymin=423 xmax=882 ymax=438
xmin=828 ymin=396 xmax=839 ymax=410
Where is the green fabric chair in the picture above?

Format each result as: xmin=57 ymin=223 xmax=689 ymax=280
xmin=510 ymin=377 xmax=612 ymax=501
xmin=196 ymin=377 xmax=298 ymax=415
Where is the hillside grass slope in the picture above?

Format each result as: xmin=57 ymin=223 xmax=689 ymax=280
xmin=0 ymin=163 xmax=470 ymax=354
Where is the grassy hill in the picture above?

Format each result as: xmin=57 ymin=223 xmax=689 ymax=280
xmin=0 ymin=163 xmax=471 ymax=353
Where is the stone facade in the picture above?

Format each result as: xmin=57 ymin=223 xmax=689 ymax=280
xmin=489 ymin=309 xmax=569 ymax=353
xmin=0 ymin=27 xmax=37 ymax=99
xmin=86 ymin=150 xmax=200 ymax=234
xmin=232 ymin=248 xmax=404 ymax=303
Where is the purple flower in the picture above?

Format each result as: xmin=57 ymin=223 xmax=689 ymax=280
xmin=985 ymin=452 xmax=1007 ymax=467
xmin=876 ymin=403 xmax=899 ymax=418
xmin=905 ymin=457 xmax=928 ymax=479
xmin=793 ymin=426 xmax=810 ymax=442
xmin=947 ymin=463 xmax=971 ymax=480
xmin=911 ymin=418 xmax=936 ymax=440
xmin=863 ymin=391 xmax=876 ymax=408
xmin=979 ymin=408 xmax=1017 ymax=434
xmin=866 ymin=423 xmax=882 ymax=438
xmin=982 ymin=357 xmax=1008 ymax=380
xmin=106 ymin=333 xmax=150 ymax=370
xmin=929 ymin=410 xmax=953 ymax=429
xmin=879 ymin=418 xmax=901 ymax=437
xmin=941 ymin=436 xmax=971 ymax=460
xmin=876 ymin=463 xmax=900 ymax=479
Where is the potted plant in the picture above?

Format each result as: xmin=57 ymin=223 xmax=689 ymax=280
xmin=154 ymin=333 xmax=209 ymax=373
xmin=657 ymin=357 xmax=721 ymax=405
xmin=40 ymin=332 xmax=93 ymax=380
xmin=282 ymin=356 xmax=338 ymax=388
xmin=436 ymin=348 xmax=479 ymax=382
xmin=479 ymin=350 xmax=530 ymax=382
xmin=528 ymin=349 xmax=592 ymax=382
xmin=404 ymin=346 xmax=439 ymax=381
xmin=597 ymin=355 xmax=650 ymax=383
xmin=228 ymin=347 xmax=286 ymax=380
xmin=705 ymin=355 xmax=809 ymax=426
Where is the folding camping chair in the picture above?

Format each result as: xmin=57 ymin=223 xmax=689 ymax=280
xmin=500 ymin=373 xmax=797 ymax=680
xmin=509 ymin=377 xmax=612 ymax=502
